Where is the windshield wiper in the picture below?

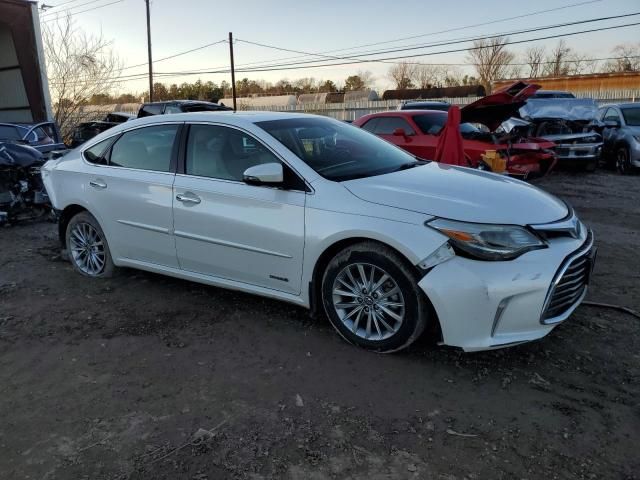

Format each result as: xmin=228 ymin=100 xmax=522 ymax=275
xmin=391 ymin=161 xmax=421 ymax=172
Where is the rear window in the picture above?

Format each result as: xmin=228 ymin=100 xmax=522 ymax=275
xmin=0 ymin=125 xmax=22 ymax=140
xmin=412 ymin=113 xmax=447 ymax=134
xmin=362 ymin=117 xmax=416 ymax=135
xmin=138 ymin=104 xmax=164 ymax=117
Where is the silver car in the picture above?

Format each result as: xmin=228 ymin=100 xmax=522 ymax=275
xmin=598 ymin=103 xmax=640 ymax=174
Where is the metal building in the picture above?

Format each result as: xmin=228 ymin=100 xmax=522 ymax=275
xmin=0 ymin=0 xmax=52 ymax=122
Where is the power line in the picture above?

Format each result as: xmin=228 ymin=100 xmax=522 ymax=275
xmin=121 ymin=40 xmax=227 ymax=71
xmin=227 ymin=0 xmax=605 ymax=70
xmin=113 ymin=0 xmax=605 ymax=75
xmin=234 ymin=12 xmax=640 ymax=72
xmin=155 ymin=12 xmax=640 ymax=78
xmin=41 ymin=0 xmax=124 ymax=23
xmin=41 ymin=0 xmax=111 ymax=17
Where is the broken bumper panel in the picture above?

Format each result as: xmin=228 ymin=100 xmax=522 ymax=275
xmin=418 ymin=232 xmax=590 ymax=352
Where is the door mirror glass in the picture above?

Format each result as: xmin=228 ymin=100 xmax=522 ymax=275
xmin=243 ymin=162 xmax=283 ymax=186
xmin=392 ymin=127 xmax=407 ymax=137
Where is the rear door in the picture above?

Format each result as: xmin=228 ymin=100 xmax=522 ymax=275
xmin=82 ymin=123 xmax=181 ymax=267
xmin=172 ymin=123 xmax=306 ymax=294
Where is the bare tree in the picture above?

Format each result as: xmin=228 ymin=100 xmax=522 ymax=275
xmin=524 ymin=46 xmax=545 ymax=78
xmin=605 ymin=43 xmax=640 ymax=72
xmin=543 ymin=40 xmax=572 ymax=77
xmin=388 ymin=61 xmax=417 ymax=90
xmin=43 ymin=14 xmax=122 ymax=138
xmin=412 ymin=64 xmax=444 ymax=88
xmin=466 ymin=36 xmax=514 ymax=94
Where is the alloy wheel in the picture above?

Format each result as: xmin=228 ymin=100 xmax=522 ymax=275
xmin=331 ymin=263 xmax=405 ymax=341
xmin=69 ymin=222 xmax=106 ymax=275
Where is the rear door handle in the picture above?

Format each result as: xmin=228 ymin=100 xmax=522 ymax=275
xmin=176 ymin=193 xmax=201 ymax=204
xmin=89 ymin=180 xmax=107 ymax=189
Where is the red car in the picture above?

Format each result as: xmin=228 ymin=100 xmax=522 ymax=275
xmin=353 ymin=82 xmax=557 ymax=178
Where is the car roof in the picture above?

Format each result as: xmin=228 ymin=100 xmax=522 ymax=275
xmin=361 ymin=110 xmax=446 ymax=118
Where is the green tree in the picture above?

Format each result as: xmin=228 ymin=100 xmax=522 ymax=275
xmin=344 ymin=75 xmax=365 ymax=91
xmin=318 ymin=80 xmax=337 ymax=93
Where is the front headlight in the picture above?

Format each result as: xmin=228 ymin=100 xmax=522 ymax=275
xmin=426 ymin=218 xmax=547 ymax=261
xmin=632 ymin=134 xmax=640 ymax=143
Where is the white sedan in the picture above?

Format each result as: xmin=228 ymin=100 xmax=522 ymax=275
xmin=41 ymin=112 xmax=596 ymax=352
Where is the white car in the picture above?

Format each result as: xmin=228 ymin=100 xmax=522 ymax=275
xmin=41 ymin=112 xmax=596 ymax=352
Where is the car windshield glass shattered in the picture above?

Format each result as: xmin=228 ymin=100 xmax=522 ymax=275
xmin=621 ymin=107 xmax=640 ymax=126
xmin=256 ymin=117 xmax=419 ymax=181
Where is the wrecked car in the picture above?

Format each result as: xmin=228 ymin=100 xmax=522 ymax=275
xmin=69 ymin=112 xmax=135 ymax=148
xmin=353 ymin=82 xmax=556 ymax=179
xmin=0 ymin=121 xmax=67 ymax=159
xmin=0 ymin=142 xmax=51 ymax=225
xmin=519 ymin=97 xmax=603 ymax=171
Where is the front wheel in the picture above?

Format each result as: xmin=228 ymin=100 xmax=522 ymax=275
xmin=616 ymin=147 xmax=632 ymax=175
xmin=65 ymin=211 xmax=115 ymax=278
xmin=321 ymin=242 xmax=429 ymax=352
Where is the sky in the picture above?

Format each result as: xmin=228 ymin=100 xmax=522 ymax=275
xmin=38 ymin=0 xmax=640 ymax=94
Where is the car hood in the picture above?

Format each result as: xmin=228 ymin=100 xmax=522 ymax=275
xmin=343 ymin=163 xmax=568 ymax=225
xmin=461 ymin=81 xmax=541 ymax=132
xmin=520 ymin=98 xmax=599 ymax=122
xmin=542 ymin=132 xmax=602 ymax=143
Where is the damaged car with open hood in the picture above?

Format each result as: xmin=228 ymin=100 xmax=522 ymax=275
xmin=517 ymin=95 xmax=603 ymax=171
xmin=354 ymin=82 xmax=557 ymax=179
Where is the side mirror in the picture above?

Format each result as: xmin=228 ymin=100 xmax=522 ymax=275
xmin=604 ymin=120 xmax=620 ymax=128
xmin=243 ymin=162 xmax=283 ymax=186
xmin=392 ymin=128 xmax=408 ymax=138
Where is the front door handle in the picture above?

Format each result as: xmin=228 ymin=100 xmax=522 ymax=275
xmin=176 ymin=193 xmax=201 ymax=204
xmin=89 ymin=180 xmax=107 ymax=189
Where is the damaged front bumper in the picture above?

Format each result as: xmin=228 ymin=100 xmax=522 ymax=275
xmin=553 ymin=142 xmax=602 ymax=161
xmin=418 ymin=228 xmax=593 ymax=352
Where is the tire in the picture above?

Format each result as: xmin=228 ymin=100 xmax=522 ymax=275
xmin=616 ymin=146 xmax=632 ymax=175
xmin=65 ymin=211 xmax=115 ymax=278
xmin=321 ymin=241 xmax=429 ymax=353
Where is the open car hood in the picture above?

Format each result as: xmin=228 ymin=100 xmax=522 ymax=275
xmin=461 ymin=82 xmax=540 ymax=132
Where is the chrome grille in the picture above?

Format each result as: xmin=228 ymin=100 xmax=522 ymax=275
xmin=541 ymin=232 xmax=595 ymax=323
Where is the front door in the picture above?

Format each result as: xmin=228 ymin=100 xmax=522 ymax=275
xmin=172 ymin=123 xmax=306 ymax=294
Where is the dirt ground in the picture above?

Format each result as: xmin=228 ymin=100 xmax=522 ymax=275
xmin=0 ymin=170 xmax=638 ymax=480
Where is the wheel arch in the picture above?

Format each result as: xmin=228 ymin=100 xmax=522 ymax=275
xmin=307 ymin=236 xmax=443 ymax=343
xmin=58 ymin=204 xmax=91 ymax=247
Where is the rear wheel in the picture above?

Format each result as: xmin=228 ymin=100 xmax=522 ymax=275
xmin=616 ymin=146 xmax=632 ymax=175
xmin=65 ymin=211 xmax=115 ymax=278
xmin=321 ymin=242 xmax=429 ymax=352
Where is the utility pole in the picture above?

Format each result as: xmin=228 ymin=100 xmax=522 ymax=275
xmin=145 ymin=0 xmax=154 ymax=102
xmin=229 ymin=31 xmax=236 ymax=111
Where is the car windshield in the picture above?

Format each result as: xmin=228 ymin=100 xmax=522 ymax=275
xmin=412 ymin=113 xmax=480 ymax=136
xmin=621 ymin=107 xmax=640 ymax=126
xmin=256 ymin=117 xmax=418 ymax=181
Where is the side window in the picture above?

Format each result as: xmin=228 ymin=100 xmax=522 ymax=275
xmin=603 ymin=108 xmax=620 ymax=124
xmin=109 ymin=125 xmax=178 ymax=172
xmin=164 ymin=105 xmax=182 ymax=114
xmin=186 ymin=125 xmax=282 ymax=182
xmin=361 ymin=118 xmax=379 ymax=133
xmin=84 ymin=138 xmax=114 ymax=165
xmin=373 ymin=117 xmax=416 ymax=135
xmin=138 ymin=104 xmax=164 ymax=117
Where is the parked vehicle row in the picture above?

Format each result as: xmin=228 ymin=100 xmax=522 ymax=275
xmin=42 ymin=111 xmax=596 ymax=353
xmin=355 ymin=82 xmax=557 ymax=178
xmin=69 ymin=100 xmax=232 ymax=148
